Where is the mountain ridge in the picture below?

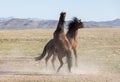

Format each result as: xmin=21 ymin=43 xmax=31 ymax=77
xmin=0 ymin=18 xmax=120 ymax=30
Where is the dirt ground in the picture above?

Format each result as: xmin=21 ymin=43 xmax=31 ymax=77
xmin=0 ymin=74 xmax=120 ymax=82
xmin=0 ymin=57 xmax=120 ymax=82
xmin=0 ymin=28 xmax=120 ymax=82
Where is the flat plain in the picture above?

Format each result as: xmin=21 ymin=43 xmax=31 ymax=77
xmin=0 ymin=28 xmax=120 ymax=82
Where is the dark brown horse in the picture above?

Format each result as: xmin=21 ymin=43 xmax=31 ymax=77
xmin=66 ymin=17 xmax=84 ymax=66
xmin=53 ymin=12 xmax=72 ymax=72
xmin=35 ymin=17 xmax=83 ymax=71
xmin=36 ymin=12 xmax=72 ymax=72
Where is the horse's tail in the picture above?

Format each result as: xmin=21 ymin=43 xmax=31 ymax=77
xmin=35 ymin=45 xmax=47 ymax=61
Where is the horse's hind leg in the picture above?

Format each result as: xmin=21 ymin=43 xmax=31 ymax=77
xmin=45 ymin=51 xmax=52 ymax=69
xmin=51 ymin=54 xmax=56 ymax=70
xmin=66 ymin=50 xmax=72 ymax=72
xmin=57 ymin=56 xmax=63 ymax=72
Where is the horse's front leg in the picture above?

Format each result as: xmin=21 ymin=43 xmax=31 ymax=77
xmin=73 ymin=48 xmax=78 ymax=67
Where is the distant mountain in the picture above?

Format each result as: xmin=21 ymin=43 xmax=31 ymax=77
xmin=84 ymin=19 xmax=120 ymax=28
xmin=0 ymin=18 xmax=120 ymax=30
xmin=0 ymin=18 xmax=57 ymax=30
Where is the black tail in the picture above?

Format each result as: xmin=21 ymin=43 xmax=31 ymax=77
xmin=35 ymin=45 xmax=47 ymax=61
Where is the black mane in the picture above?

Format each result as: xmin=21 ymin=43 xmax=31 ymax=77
xmin=68 ymin=17 xmax=79 ymax=30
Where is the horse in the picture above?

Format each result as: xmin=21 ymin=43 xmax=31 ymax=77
xmin=35 ymin=17 xmax=84 ymax=71
xmin=53 ymin=12 xmax=72 ymax=72
xmin=35 ymin=12 xmax=72 ymax=72
xmin=66 ymin=17 xmax=84 ymax=66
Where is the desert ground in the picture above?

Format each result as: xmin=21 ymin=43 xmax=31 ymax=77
xmin=0 ymin=28 xmax=120 ymax=82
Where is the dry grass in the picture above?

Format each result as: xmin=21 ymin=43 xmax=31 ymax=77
xmin=0 ymin=28 xmax=120 ymax=82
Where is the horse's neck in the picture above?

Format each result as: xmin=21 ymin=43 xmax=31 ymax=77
xmin=55 ymin=17 xmax=64 ymax=33
xmin=67 ymin=29 xmax=78 ymax=40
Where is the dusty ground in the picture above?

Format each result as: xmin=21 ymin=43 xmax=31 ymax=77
xmin=0 ymin=74 xmax=120 ymax=82
xmin=0 ymin=57 xmax=120 ymax=82
xmin=0 ymin=28 xmax=120 ymax=82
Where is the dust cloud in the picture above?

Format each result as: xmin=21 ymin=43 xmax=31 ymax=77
xmin=0 ymin=49 xmax=101 ymax=75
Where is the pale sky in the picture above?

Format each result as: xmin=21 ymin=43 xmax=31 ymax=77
xmin=0 ymin=0 xmax=119 ymax=21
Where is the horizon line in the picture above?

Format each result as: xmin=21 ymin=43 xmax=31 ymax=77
xmin=0 ymin=17 xmax=120 ymax=22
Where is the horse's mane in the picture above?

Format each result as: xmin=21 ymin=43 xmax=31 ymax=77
xmin=68 ymin=17 xmax=78 ymax=30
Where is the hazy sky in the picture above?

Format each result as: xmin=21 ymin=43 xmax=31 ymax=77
xmin=0 ymin=0 xmax=119 ymax=21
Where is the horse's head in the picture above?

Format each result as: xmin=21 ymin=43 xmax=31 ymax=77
xmin=60 ymin=12 xmax=66 ymax=22
xmin=68 ymin=17 xmax=84 ymax=30
xmin=72 ymin=17 xmax=84 ymax=29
